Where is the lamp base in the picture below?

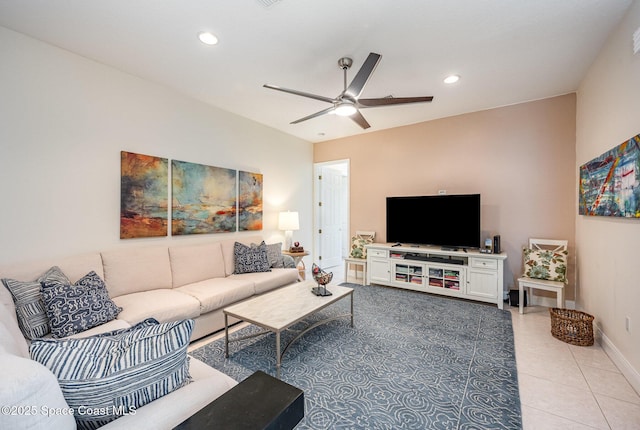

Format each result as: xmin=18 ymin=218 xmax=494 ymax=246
xmin=311 ymin=286 xmax=332 ymax=296
xmin=284 ymin=231 xmax=293 ymax=251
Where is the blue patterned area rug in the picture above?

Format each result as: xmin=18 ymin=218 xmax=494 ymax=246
xmin=191 ymin=283 xmax=522 ymax=429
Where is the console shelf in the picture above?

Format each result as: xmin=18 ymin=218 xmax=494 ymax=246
xmin=366 ymin=244 xmax=507 ymax=309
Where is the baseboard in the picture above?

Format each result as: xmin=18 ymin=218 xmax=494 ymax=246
xmin=596 ymin=326 xmax=640 ymax=396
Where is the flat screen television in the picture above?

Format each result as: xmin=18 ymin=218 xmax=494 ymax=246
xmin=386 ymin=194 xmax=481 ymax=249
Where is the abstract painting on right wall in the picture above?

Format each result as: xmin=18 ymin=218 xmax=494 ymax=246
xmin=579 ymin=133 xmax=640 ymax=218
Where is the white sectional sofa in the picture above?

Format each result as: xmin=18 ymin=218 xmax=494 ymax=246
xmin=0 ymin=235 xmax=299 ymax=429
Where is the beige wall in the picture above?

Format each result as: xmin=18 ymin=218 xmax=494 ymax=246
xmin=576 ymin=1 xmax=640 ymax=387
xmin=315 ymin=94 xmax=576 ymax=298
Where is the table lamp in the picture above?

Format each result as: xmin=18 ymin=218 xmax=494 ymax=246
xmin=278 ymin=211 xmax=299 ymax=251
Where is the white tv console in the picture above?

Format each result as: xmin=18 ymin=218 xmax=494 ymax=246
xmin=365 ymin=243 xmax=507 ymax=309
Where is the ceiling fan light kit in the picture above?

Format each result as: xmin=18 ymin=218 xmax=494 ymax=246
xmin=263 ymin=52 xmax=434 ymax=129
xmin=334 ymin=102 xmax=357 ymax=116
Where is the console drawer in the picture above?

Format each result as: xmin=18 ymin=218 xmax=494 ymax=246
xmin=368 ymin=249 xmax=388 ymax=258
xmin=471 ymin=258 xmax=497 ymax=270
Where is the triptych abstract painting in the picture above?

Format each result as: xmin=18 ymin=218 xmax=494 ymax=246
xmin=120 ymin=152 xmax=169 ymax=239
xmin=120 ymin=151 xmax=263 ymax=239
xmin=579 ymin=133 xmax=640 ymax=218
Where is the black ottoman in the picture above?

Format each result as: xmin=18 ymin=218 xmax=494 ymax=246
xmin=174 ymin=370 xmax=304 ymax=430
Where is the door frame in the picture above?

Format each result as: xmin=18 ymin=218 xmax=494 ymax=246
xmin=313 ymin=159 xmax=350 ymax=269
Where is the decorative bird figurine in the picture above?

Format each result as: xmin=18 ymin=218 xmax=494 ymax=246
xmin=311 ymin=263 xmax=333 ymax=296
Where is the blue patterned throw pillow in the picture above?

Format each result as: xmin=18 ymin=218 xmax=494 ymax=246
xmin=1 ymin=266 xmax=70 ymax=339
xmin=30 ymin=318 xmax=193 ymax=430
xmin=41 ymin=271 xmax=122 ymax=338
xmin=264 ymin=242 xmax=285 ymax=268
xmin=234 ymin=241 xmax=271 ymax=274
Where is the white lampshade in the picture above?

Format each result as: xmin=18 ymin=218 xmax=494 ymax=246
xmin=278 ymin=211 xmax=299 ymax=231
xmin=279 ymin=211 xmax=299 ymax=250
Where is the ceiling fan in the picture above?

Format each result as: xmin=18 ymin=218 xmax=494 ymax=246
xmin=263 ymin=52 xmax=434 ymax=130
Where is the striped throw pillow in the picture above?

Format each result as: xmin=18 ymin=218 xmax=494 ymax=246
xmin=29 ymin=318 xmax=193 ymax=430
xmin=1 ymin=266 xmax=70 ymax=339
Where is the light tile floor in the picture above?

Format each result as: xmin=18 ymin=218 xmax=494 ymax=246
xmin=511 ymin=305 xmax=640 ymax=429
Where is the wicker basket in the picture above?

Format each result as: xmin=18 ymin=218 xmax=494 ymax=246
xmin=549 ymin=308 xmax=594 ymax=346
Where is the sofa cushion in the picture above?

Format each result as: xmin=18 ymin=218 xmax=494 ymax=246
xmin=41 ymin=271 xmax=122 ymax=338
xmin=113 ymin=289 xmax=201 ymax=325
xmin=30 ymin=318 xmax=193 ymax=430
xmin=176 ymin=278 xmax=255 ymax=314
xmin=0 ymin=353 xmax=76 ymax=430
xmin=0 ymin=253 xmax=105 ymax=288
xmin=220 ymin=236 xmax=263 ymax=276
xmin=101 ymin=246 xmax=173 ymax=298
xmin=1 ymin=266 xmax=71 ymax=339
xmin=66 ymin=318 xmax=131 ymax=339
xmin=169 ymin=242 xmax=226 ymax=288
xmin=234 ymin=241 xmax=271 ymax=274
xmin=230 ymin=268 xmax=299 ymax=295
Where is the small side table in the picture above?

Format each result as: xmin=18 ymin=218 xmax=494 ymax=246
xmin=174 ymin=370 xmax=304 ymax=430
xmin=344 ymin=257 xmax=367 ymax=286
xmin=282 ymin=250 xmax=309 ymax=280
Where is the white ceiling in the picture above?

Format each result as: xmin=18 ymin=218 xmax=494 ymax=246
xmin=0 ymin=0 xmax=632 ymax=143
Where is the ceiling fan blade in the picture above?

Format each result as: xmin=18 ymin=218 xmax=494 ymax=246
xmin=349 ymin=110 xmax=371 ymax=129
xmin=357 ymin=96 xmax=434 ymax=107
xmin=344 ymin=52 xmax=382 ymax=100
xmin=290 ymin=106 xmax=336 ymax=124
xmin=263 ymin=84 xmax=336 ymax=104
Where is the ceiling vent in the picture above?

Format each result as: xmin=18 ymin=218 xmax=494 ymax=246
xmin=256 ymin=0 xmax=283 ymax=7
xmin=634 ymin=26 xmax=640 ymax=55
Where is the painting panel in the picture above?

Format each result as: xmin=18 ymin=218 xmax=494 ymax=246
xmin=172 ymin=160 xmax=237 ymax=235
xmin=579 ymin=133 xmax=640 ymax=218
xmin=120 ymin=151 xmax=168 ymax=239
xmin=238 ymin=171 xmax=263 ymax=231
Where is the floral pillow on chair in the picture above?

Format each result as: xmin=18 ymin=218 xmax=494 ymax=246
xmin=349 ymin=235 xmax=373 ymax=259
xmin=522 ymin=248 xmax=568 ymax=282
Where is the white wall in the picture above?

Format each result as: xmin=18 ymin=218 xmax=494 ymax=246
xmin=576 ymin=0 xmax=640 ymax=390
xmin=0 ymin=26 xmax=313 ymax=265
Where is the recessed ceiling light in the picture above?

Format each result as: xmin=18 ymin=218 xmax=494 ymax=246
xmin=444 ymin=75 xmax=460 ymax=84
xmin=198 ymin=32 xmax=219 ymax=45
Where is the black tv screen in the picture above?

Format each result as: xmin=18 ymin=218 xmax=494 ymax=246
xmin=386 ymin=194 xmax=481 ymax=249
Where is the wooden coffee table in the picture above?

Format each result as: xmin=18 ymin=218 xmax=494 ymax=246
xmin=224 ymin=281 xmax=354 ymax=378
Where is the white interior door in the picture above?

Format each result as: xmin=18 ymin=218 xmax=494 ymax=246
xmin=314 ymin=161 xmax=349 ymax=270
